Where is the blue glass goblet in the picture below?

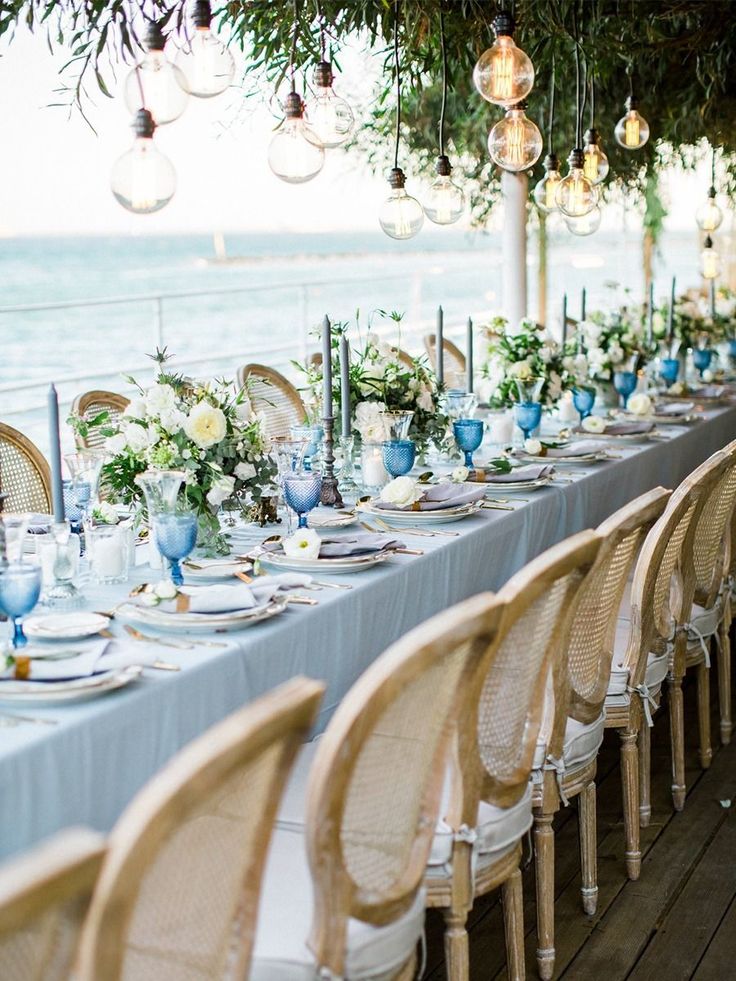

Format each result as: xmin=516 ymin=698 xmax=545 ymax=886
xmin=692 ymin=347 xmax=713 ymax=379
xmin=152 ymin=511 xmax=198 ymax=587
xmin=514 ymin=402 xmax=542 ymax=441
xmin=728 ymin=339 xmax=736 ymax=360
xmin=613 ymin=370 xmax=637 ymax=408
xmin=382 ymin=439 xmax=416 ymax=477
xmin=453 ymin=419 xmax=484 ymax=469
xmin=659 ymin=357 xmax=680 ymax=386
xmin=283 ymin=473 xmax=323 ymax=529
xmin=572 ymin=387 xmax=596 ymax=424
xmin=0 ymin=563 xmax=42 ymax=648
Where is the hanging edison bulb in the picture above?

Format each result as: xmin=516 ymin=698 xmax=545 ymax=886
xmin=303 ymin=61 xmax=355 ymax=148
xmin=268 ymin=91 xmax=324 ymax=184
xmin=701 ymin=235 xmax=721 ymax=280
xmin=488 ymin=102 xmax=542 ymax=172
xmin=379 ymin=168 xmax=424 ymax=240
xmin=582 ymin=128 xmax=609 ymax=184
xmin=533 ymin=154 xmax=561 ymax=213
xmin=473 ymin=12 xmax=535 ymax=107
xmin=696 ymin=190 xmax=723 ymax=233
xmin=111 ymin=110 xmax=176 ymax=214
xmin=424 ymin=156 xmax=465 ymax=225
xmin=614 ymin=96 xmax=650 ymax=150
xmin=124 ymin=22 xmax=189 ymax=125
xmin=556 ymin=149 xmax=598 ymax=218
xmin=566 ymin=205 xmax=602 ymax=236
xmin=175 ymin=1 xmax=235 ymax=98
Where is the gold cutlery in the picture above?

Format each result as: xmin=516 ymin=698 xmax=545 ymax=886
xmin=286 ymin=595 xmax=319 ymax=606
xmin=0 ymin=712 xmax=57 ymax=726
xmin=486 ymin=496 xmax=529 ymax=503
xmin=150 ymin=660 xmax=181 ymax=672
xmin=123 ymin=625 xmax=195 ymax=650
xmin=373 ymin=516 xmax=460 ymax=538
xmin=480 ymin=502 xmax=515 ymax=511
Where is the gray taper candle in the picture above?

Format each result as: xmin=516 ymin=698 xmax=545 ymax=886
xmin=339 ymin=333 xmax=351 ymax=438
xmin=436 ymin=305 xmax=444 ymax=385
xmin=710 ymin=279 xmax=716 ymax=320
xmin=48 ymin=384 xmax=65 ymax=523
xmin=581 ymin=287 xmax=587 ymax=321
xmin=648 ymin=281 xmax=654 ymax=345
xmin=466 ymin=317 xmax=474 ymax=393
xmin=322 ymin=315 xmax=333 ymax=418
xmin=668 ymin=276 xmax=676 ymax=342
xmin=561 ymin=293 xmax=568 ymax=348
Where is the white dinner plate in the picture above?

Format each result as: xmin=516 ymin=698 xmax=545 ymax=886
xmin=0 ymin=665 xmax=142 ymax=704
xmin=481 ymin=476 xmax=554 ymax=493
xmin=307 ymin=511 xmax=358 ymax=529
xmin=258 ymin=550 xmax=392 ymax=574
xmin=115 ymin=596 xmax=287 ymax=633
xmin=182 ymin=559 xmax=253 ymax=582
xmin=24 ymin=612 xmax=110 ymax=641
xmin=358 ymin=499 xmax=482 ymax=526
xmin=514 ymin=451 xmax=608 ymax=465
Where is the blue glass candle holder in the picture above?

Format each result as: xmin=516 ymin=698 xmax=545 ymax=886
xmin=572 ymin=387 xmax=596 ymax=423
xmin=693 ymin=347 xmax=713 ymax=378
xmin=0 ymin=563 xmax=42 ymax=648
xmin=613 ymin=370 xmax=637 ymax=408
xmin=659 ymin=357 xmax=680 ymax=386
xmin=453 ymin=419 xmax=484 ymax=468
xmin=382 ymin=439 xmax=416 ymax=477
xmin=283 ymin=473 xmax=323 ymax=529
xmin=514 ymin=402 xmax=542 ymax=441
xmin=152 ymin=511 xmax=198 ymax=587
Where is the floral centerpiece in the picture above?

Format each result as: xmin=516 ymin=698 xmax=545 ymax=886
xmin=661 ymin=287 xmax=731 ymax=352
xmin=570 ymin=307 xmax=646 ymax=385
xmin=70 ymin=351 xmax=276 ymax=553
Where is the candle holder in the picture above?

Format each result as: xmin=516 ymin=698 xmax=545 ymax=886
xmin=337 ymin=435 xmax=359 ymax=500
xmin=319 ymin=415 xmax=344 ymax=508
xmin=41 ymin=522 xmax=82 ymax=608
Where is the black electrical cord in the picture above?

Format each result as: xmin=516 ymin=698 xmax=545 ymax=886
xmin=439 ymin=5 xmax=447 ymax=157
xmin=547 ymin=53 xmax=555 ymax=156
xmin=393 ymin=0 xmax=401 ymax=170
xmin=289 ymin=0 xmax=299 ymax=93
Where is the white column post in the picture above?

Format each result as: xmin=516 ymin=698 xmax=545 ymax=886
xmin=501 ymin=170 xmax=528 ymax=331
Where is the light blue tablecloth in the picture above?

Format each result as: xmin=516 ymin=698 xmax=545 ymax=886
xmin=1 ymin=406 xmax=734 ymax=860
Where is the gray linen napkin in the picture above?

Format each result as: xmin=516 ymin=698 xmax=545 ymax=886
xmin=375 ymin=483 xmax=486 ymax=511
xmin=654 ymin=401 xmax=695 ymax=416
xmin=545 ymin=440 xmax=608 ymax=457
xmin=130 ymin=574 xmax=310 ymax=613
xmin=473 ymin=464 xmax=555 ymax=483
xmin=602 ymin=421 xmax=655 ymax=436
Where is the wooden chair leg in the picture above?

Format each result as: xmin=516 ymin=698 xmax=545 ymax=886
xmin=697 ymin=657 xmax=713 ymax=770
xmin=638 ymin=719 xmax=652 ymax=827
xmin=442 ymin=906 xmax=469 ymax=981
xmin=668 ymin=668 xmax=686 ymax=811
xmin=533 ymin=810 xmax=556 ymax=981
xmin=718 ymin=614 xmax=732 ymax=746
xmin=578 ymin=781 xmax=598 ymax=915
xmin=502 ymin=866 xmax=525 ymax=981
xmin=619 ymin=728 xmax=641 ymax=880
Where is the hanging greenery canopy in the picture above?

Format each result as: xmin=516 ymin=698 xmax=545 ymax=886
xmin=4 ymin=0 xmax=736 ymax=220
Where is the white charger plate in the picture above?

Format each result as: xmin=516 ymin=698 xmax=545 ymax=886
xmin=24 ymin=612 xmax=110 ymax=641
xmin=0 ymin=665 xmax=142 ymax=704
xmin=115 ymin=596 xmax=287 ymax=633
xmin=358 ymin=499 xmax=482 ymax=526
xmin=258 ymin=550 xmax=391 ymax=574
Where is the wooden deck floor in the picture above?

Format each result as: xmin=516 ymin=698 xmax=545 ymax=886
xmin=423 ymin=668 xmax=736 ymax=980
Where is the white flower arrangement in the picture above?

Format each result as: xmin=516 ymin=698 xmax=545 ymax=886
xmin=480 ymin=317 xmax=573 ymax=409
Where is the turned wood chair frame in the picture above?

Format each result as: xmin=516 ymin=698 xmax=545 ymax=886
xmin=0 ymin=422 xmax=52 ymax=514
xmin=425 ymin=530 xmax=601 ymax=981
xmin=77 ymin=677 xmax=324 ymax=980
xmin=71 ymin=390 xmax=130 ymax=450
xmin=236 ymin=363 xmax=308 ymax=438
xmin=423 ymin=334 xmax=466 ymax=383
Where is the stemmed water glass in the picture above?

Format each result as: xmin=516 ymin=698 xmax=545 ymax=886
xmin=271 ymin=437 xmax=308 ymax=532
xmin=445 ymin=390 xmax=478 ymax=421
xmin=64 ymin=451 xmax=106 ymax=527
xmin=380 ymin=410 xmax=414 ymax=440
xmin=692 ymin=341 xmax=713 ymax=380
xmin=289 ymin=425 xmax=323 ymax=472
xmin=572 ymin=387 xmax=596 ymax=424
xmin=283 ymin=472 xmax=323 ymax=529
xmin=382 ymin=439 xmax=416 ymax=477
xmin=514 ymin=377 xmax=544 ymax=441
xmin=659 ymin=357 xmax=680 ymax=387
xmin=452 ymin=419 xmax=484 ymax=469
xmin=0 ymin=563 xmax=42 ymax=648
xmin=152 ymin=507 xmax=198 ymax=587
xmin=613 ymin=357 xmax=638 ymax=409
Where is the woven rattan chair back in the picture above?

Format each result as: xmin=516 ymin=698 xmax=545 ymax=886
xmin=0 ymin=828 xmax=105 ymax=981
xmin=304 ymin=592 xmax=504 ymax=976
xmin=423 ymin=334 xmax=466 ymax=385
xmin=71 ymin=391 xmax=130 ymax=450
xmin=77 ymin=678 xmax=324 ymax=981
xmin=473 ymin=531 xmax=601 ymax=807
xmin=691 ymin=441 xmax=736 ymax=608
xmin=567 ymin=488 xmax=671 ymax=723
xmin=0 ymin=423 xmax=52 ymax=514
xmin=236 ymin=364 xmax=307 ymax=438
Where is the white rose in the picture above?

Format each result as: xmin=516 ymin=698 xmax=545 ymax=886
xmin=144 ymin=383 xmax=178 ymax=416
xmin=123 ymin=423 xmax=149 ymax=454
xmin=379 ymin=476 xmax=424 ymax=509
xmin=702 ymin=369 xmax=714 ymax=383
xmin=524 ymin=438 xmax=543 ymax=455
xmin=354 ymin=401 xmax=389 ymax=441
xmin=123 ymin=399 xmax=147 ymax=420
xmin=539 ymin=345 xmax=553 ymax=364
xmin=417 ymin=390 xmax=434 ymax=413
xmin=184 ymin=402 xmax=227 ymax=449
xmin=509 ymin=361 xmax=532 ymax=381
xmin=206 ymin=474 xmax=236 ymax=507
xmin=235 ymin=461 xmax=257 ymax=481
xmin=282 ymin=528 xmax=321 ymax=560
xmin=153 ymin=579 xmax=178 ymax=600
xmin=104 ymin=432 xmax=127 ymax=455
xmin=235 ymin=395 xmax=255 ymax=422
xmin=608 ymin=343 xmax=624 ymax=365
xmin=627 ymin=393 xmax=653 ymax=417
xmin=139 ymin=592 xmax=159 ymax=607
xmin=582 ymin=320 xmax=602 ymax=342
xmin=582 ymin=415 xmax=606 ymax=433
xmin=451 ymin=466 xmax=470 ymax=483
xmin=158 ymin=407 xmax=186 ymax=434
xmin=92 ymin=501 xmax=119 ymax=525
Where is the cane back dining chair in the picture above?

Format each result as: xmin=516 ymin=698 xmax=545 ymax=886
xmin=0 ymin=828 xmax=106 ymax=981
xmin=237 ymin=363 xmax=307 ymax=439
xmin=77 ymin=677 xmax=324 ymax=981
xmin=259 ymin=591 xmax=506 ymax=979
xmin=71 ymin=390 xmax=130 ymax=450
xmin=425 ymin=530 xmax=601 ymax=981
xmin=423 ymin=334 xmax=466 ymax=388
xmin=0 ymin=423 xmax=52 ymax=514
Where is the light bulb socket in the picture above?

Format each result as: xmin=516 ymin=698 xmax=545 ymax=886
xmin=568 ymin=148 xmax=585 ymax=169
xmin=283 ymin=91 xmax=305 ymax=119
xmin=583 ymin=128 xmax=600 ymax=146
xmin=704 ymin=234 xmax=714 ymax=249
xmin=192 ymin=1 xmax=212 ymax=28
xmin=313 ymin=60 xmax=334 ymax=88
xmin=388 ymin=167 xmax=406 ymax=189
xmin=544 ymin=153 xmax=559 ymax=172
xmin=493 ymin=11 xmax=515 ymax=37
xmin=435 ymin=155 xmax=452 ymax=177
xmin=624 ymin=95 xmax=638 ymax=112
xmin=144 ymin=20 xmax=166 ymax=52
xmin=509 ymin=100 xmax=527 ymax=112
xmin=708 ymin=185 xmax=717 ymax=199
xmin=133 ymin=108 xmax=156 ymax=139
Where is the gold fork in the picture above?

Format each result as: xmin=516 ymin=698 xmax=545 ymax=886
xmin=124 ymin=625 xmax=194 ymax=650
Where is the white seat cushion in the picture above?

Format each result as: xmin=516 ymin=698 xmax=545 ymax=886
xmin=688 ymin=599 xmax=722 ymax=642
xmin=532 ymin=713 xmax=605 ymax=772
xmin=607 ymin=621 xmax=669 ymax=697
xmin=250 ymin=828 xmax=426 ymax=981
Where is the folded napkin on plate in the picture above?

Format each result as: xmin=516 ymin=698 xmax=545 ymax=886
xmin=0 ymin=639 xmax=155 ymax=682
xmin=263 ymin=533 xmax=403 ymax=558
xmin=654 ymin=401 xmax=695 ymax=416
xmin=601 ymin=420 xmax=655 ymax=436
xmin=692 ymin=385 xmax=728 ymax=399
xmin=471 ymin=463 xmax=554 ymax=483
xmin=544 ymin=440 xmax=608 ymax=457
xmin=130 ymin=574 xmax=311 ymax=614
xmin=374 ymin=483 xmax=486 ymax=512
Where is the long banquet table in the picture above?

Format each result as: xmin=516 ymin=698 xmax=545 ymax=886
xmin=1 ymin=404 xmax=735 ymax=861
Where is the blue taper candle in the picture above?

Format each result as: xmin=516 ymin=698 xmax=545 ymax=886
xmin=322 ymin=315 xmax=333 ymax=419
xmin=466 ymin=317 xmax=474 ymax=393
xmin=48 ymin=384 xmax=65 ymax=523
xmin=339 ymin=333 xmax=351 ymax=438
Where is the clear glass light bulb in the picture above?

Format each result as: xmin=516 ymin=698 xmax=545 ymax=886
xmin=111 ymin=110 xmax=176 ymax=214
xmin=473 ymin=14 xmax=534 ymax=107
xmin=268 ymin=92 xmax=324 ymax=184
xmin=533 ymin=154 xmax=561 ymax=213
xmin=555 ymin=150 xmax=598 ymax=217
xmin=424 ymin=156 xmax=465 ymax=225
xmin=565 ymin=205 xmax=602 ymax=236
xmin=379 ymin=168 xmax=424 ymax=240
xmin=701 ymin=236 xmax=720 ymax=279
xmin=582 ymin=129 xmax=610 ymax=184
xmin=124 ymin=25 xmax=188 ymax=126
xmin=303 ymin=62 xmax=354 ymax=148
xmin=175 ymin=29 xmax=235 ymax=98
xmin=696 ymin=193 xmax=723 ymax=232
xmin=488 ymin=104 xmax=542 ymax=172
xmin=614 ymin=97 xmax=649 ymax=150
